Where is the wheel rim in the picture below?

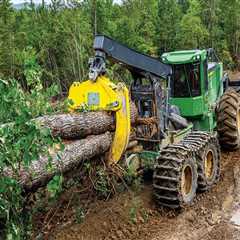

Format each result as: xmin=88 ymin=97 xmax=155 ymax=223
xmin=205 ymin=150 xmax=214 ymax=180
xmin=181 ymin=165 xmax=192 ymax=196
xmin=237 ymin=108 xmax=240 ymax=137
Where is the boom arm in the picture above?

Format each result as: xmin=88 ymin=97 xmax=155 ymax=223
xmin=88 ymin=35 xmax=173 ymax=140
xmin=89 ymin=35 xmax=172 ymax=81
xmin=68 ymin=35 xmax=173 ymax=165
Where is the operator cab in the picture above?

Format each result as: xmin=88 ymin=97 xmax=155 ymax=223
xmin=162 ymin=50 xmax=203 ymax=99
xmin=162 ymin=49 xmax=223 ymax=130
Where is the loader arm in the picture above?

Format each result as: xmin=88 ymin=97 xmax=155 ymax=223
xmin=68 ymin=35 xmax=172 ymax=164
xmin=91 ymin=35 xmax=172 ymax=79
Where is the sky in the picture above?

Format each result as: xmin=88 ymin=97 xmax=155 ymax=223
xmin=12 ymin=0 xmax=122 ymax=4
xmin=12 ymin=0 xmax=48 ymax=3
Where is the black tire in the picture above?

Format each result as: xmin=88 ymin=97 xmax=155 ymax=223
xmin=217 ymin=89 xmax=240 ymax=150
xmin=181 ymin=132 xmax=220 ymax=191
xmin=153 ymin=144 xmax=198 ymax=208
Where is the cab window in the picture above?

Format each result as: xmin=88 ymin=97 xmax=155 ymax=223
xmin=172 ymin=62 xmax=201 ymax=97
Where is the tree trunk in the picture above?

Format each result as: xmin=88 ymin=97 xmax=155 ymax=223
xmin=37 ymin=111 xmax=115 ymax=139
xmin=37 ymin=102 xmax=138 ymax=139
xmin=2 ymin=104 xmax=138 ymax=191
xmin=3 ymin=132 xmax=112 ymax=192
xmin=1 ymin=103 xmax=138 ymax=140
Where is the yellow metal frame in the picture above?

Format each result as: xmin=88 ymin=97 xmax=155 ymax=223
xmin=68 ymin=76 xmax=131 ymax=165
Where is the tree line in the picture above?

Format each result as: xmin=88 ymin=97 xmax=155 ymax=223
xmin=0 ymin=0 xmax=240 ymax=89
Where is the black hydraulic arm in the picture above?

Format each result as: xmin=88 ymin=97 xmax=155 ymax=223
xmin=89 ymin=35 xmax=172 ymax=81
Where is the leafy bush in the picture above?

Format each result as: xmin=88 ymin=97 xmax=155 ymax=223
xmin=0 ymin=57 xmax=59 ymax=238
xmin=95 ymin=167 xmax=111 ymax=198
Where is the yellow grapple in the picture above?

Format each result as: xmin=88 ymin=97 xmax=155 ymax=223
xmin=68 ymin=75 xmax=131 ymax=166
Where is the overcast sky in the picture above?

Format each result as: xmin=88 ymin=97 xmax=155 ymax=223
xmin=12 ymin=0 xmax=42 ymax=3
xmin=12 ymin=0 xmax=122 ymax=4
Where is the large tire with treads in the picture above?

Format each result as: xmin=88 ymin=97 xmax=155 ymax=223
xmin=181 ymin=132 xmax=220 ymax=191
xmin=153 ymin=144 xmax=198 ymax=208
xmin=217 ymin=89 xmax=240 ymax=150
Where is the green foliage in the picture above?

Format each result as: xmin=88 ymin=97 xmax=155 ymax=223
xmin=177 ymin=0 xmax=209 ymax=49
xmin=123 ymin=164 xmax=142 ymax=192
xmin=123 ymin=165 xmax=137 ymax=185
xmin=113 ymin=0 xmax=158 ymax=55
xmin=95 ymin=167 xmax=111 ymax=198
xmin=128 ymin=197 xmax=141 ymax=224
xmin=128 ymin=197 xmax=149 ymax=224
xmin=1 ymin=0 xmax=240 ymax=89
xmin=140 ymin=207 xmax=149 ymax=223
xmin=156 ymin=0 xmax=182 ymax=53
xmin=47 ymin=174 xmax=63 ymax=199
xmin=75 ymin=206 xmax=85 ymax=224
xmin=0 ymin=56 xmax=59 ymax=238
xmin=177 ymin=14 xmax=209 ymax=49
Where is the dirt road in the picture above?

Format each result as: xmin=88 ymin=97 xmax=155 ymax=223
xmin=49 ymin=150 xmax=240 ymax=240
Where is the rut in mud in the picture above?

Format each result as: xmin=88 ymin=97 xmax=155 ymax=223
xmin=38 ymin=150 xmax=240 ymax=240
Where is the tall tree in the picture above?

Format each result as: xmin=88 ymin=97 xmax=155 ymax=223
xmin=219 ymin=0 xmax=240 ymax=58
xmin=199 ymin=0 xmax=219 ymax=48
xmin=156 ymin=0 xmax=182 ymax=53
xmin=176 ymin=0 xmax=209 ymax=49
xmin=0 ymin=0 xmax=14 ymax=77
xmin=114 ymin=0 xmax=158 ymax=55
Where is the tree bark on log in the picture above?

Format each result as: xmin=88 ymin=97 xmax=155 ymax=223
xmin=37 ymin=112 xmax=115 ymax=139
xmin=37 ymin=102 xmax=138 ymax=139
xmin=2 ymin=104 xmax=138 ymax=191
xmin=3 ymin=132 xmax=112 ymax=192
xmin=1 ymin=103 xmax=138 ymax=140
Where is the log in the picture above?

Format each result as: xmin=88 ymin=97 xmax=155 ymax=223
xmin=3 ymin=132 xmax=112 ymax=191
xmin=37 ymin=102 xmax=138 ymax=139
xmin=1 ymin=102 xmax=138 ymax=140
xmin=126 ymin=140 xmax=138 ymax=150
xmin=1 ymin=104 xmax=138 ymax=191
xmin=37 ymin=112 xmax=115 ymax=139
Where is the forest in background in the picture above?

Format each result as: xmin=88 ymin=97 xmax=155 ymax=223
xmin=1 ymin=0 xmax=240 ymax=92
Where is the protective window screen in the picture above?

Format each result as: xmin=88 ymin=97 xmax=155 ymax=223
xmin=172 ymin=63 xmax=201 ymax=97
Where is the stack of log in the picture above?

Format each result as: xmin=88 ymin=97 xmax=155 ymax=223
xmin=4 ymin=107 xmax=139 ymax=192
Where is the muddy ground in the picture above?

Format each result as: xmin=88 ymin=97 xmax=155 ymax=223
xmin=36 ymin=150 xmax=240 ymax=240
